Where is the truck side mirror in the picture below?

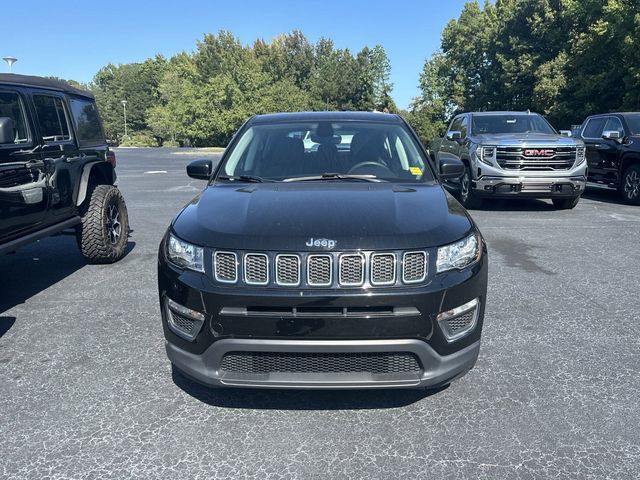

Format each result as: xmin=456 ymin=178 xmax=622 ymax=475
xmin=559 ymin=130 xmax=572 ymax=137
xmin=0 ymin=117 xmax=14 ymax=144
xmin=186 ymin=159 xmax=213 ymax=180
xmin=602 ymin=130 xmax=621 ymax=141
xmin=439 ymin=158 xmax=465 ymax=180
xmin=446 ymin=130 xmax=462 ymax=141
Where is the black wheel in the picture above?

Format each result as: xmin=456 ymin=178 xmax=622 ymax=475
xmin=620 ymin=164 xmax=640 ymax=205
xmin=552 ymin=196 xmax=581 ymax=210
xmin=459 ymin=166 xmax=483 ymax=209
xmin=76 ymin=184 xmax=129 ymax=263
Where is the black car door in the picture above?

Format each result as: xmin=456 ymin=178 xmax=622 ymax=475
xmin=0 ymin=87 xmax=49 ymax=241
xmin=582 ymin=116 xmax=608 ymax=182
xmin=31 ymin=91 xmax=82 ymax=220
xmin=598 ymin=116 xmax=625 ymax=183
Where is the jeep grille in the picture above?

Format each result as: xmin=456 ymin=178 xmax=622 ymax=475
xmin=212 ymin=250 xmax=430 ymax=288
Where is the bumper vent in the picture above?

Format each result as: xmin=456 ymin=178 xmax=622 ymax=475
xmin=220 ymin=351 xmax=421 ymax=375
xmin=165 ymin=299 xmax=205 ymax=341
xmin=437 ymin=298 xmax=479 ymax=342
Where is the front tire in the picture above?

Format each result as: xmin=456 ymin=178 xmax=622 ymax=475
xmin=620 ymin=164 xmax=640 ymax=205
xmin=552 ymin=196 xmax=581 ymax=210
xmin=76 ymin=184 xmax=129 ymax=263
xmin=459 ymin=167 xmax=483 ymax=209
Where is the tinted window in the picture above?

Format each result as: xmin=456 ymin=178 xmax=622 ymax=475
xmin=603 ymin=117 xmax=624 ymax=137
xmin=471 ymin=114 xmax=556 ymax=135
xmin=625 ymin=114 xmax=640 ymax=135
xmin=33 ymin=95 xmax=72 ymax=143
xmin=220 ymin=121 xmax=433 ymax=182
xmin=449 ymin=116 xmax=464 ymax=134
xmin=582 ymin=117 xmax=606 ymax=139
xmin=0 ymin=91 xmax=29 ymax=145
xmin=69 ymin=97 xmax=105 ymax=146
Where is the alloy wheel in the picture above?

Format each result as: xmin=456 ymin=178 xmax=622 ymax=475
xmin=106 ymin=203 xmax=121 ymax=244
xmin=624 ymin=170 xmax=640 ymax=200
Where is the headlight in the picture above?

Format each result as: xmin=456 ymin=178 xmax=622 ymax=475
xmin=474 ymin=145 xmax=495 ymax=166
xmin=166 ymin=233 xmax=204 ymax=272
xmin=576 ymin=146 xmax=586 ymax=165
xmin=437 ymin=233 xmax=481 ymax=273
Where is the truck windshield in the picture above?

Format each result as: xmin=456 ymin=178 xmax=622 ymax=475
xmin=471 ymin=114 xmax=556 ymax=135
xmin=217 ymin=120 xmax=433 ymax=182
xmin=624 ymin=114 xmax=640 ymax=135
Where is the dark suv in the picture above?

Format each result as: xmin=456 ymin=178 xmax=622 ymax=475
xmin=580 ymin=113 xmax=640 ymax=204
xmin=158 ymin=112 xmax=488 ymax=390
xmin=0 ymin=74 xmax=129 ymax=262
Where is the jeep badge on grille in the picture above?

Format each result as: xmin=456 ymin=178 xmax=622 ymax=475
xmin=306 ymin=238 xmax=337 ymax=249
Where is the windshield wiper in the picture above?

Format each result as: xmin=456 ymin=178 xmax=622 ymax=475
xmin=283 ymin=173 xmax=383 ymax=183
xmin=217 ymin=175 xmax=275 ymax=183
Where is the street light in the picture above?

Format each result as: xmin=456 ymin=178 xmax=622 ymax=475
xmin=121 ymin=100 xmax=128 ymax=138
xmin=3 ymin=56 xmax=17 ymax=72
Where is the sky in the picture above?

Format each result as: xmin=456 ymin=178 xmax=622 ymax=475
xmin=4 ymin=0 xmax=470 ymax=110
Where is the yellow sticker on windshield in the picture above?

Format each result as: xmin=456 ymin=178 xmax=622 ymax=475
xmin=410 ymin=167 xmax=422 ymax=176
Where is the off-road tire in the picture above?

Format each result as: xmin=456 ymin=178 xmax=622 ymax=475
xmin=76 ymin=184 xmax=129 ymax=263
xmin=459 ymin=166 xmax=483 ymax=209
xmin=620 ymin=164 xmax=640 ymax=205
xmin=552 ymin=196 xmax=581 ymax=210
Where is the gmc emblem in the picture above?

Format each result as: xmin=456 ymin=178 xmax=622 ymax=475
xmin=524 ymin=149 xmax=554 ymax=157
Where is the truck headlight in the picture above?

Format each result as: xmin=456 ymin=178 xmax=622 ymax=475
xmin=474 ymin=145 xmax=495 ymax=166
xmin=437 ymin=233 xmax=481 ymax=273
xmin=576 ymin=146 xmax=586 ymax=165
xmin=167 ymin=233 xmax=204 ymax=272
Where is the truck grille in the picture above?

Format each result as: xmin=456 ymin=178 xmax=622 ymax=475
xmin=220 ymin=351 xmax=421 ymax=375
xmin=213 ymin=250 xmax=430 ymax=288
xmin=496 ymin=146 xmax=576 ymax=170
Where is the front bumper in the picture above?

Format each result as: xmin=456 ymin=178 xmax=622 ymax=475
xmin=158 ymin=243 xmax=488 ymax=389
xmin=167 ymin=338 xmax=480 ymax=389
xmin=474 ymin=175 xmax=586 ymax=198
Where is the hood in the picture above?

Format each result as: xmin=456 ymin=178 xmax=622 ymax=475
xmin=472 ymin=132 xmax=582 ymax=146
xmin=172 ymin=182 xmax=474 ymax=251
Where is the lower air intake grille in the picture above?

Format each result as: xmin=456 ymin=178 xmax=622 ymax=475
xmin=170 ymin=311 xmax=198 ymax=336
xmin=220 ymin=351 xmax=421 ymax=375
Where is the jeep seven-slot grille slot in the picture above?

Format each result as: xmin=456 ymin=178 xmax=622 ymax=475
xmin=213 ymin=250 xmax=430 ymax=288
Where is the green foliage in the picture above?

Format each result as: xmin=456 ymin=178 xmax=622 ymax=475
xmin=90 ymin=31 xmax=396 ymax=146
xmin=412 ymin=0 xmax=640 ymax=138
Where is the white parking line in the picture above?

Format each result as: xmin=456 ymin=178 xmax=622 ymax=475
xmin=144 ymin=170 xmax=168 ymax=174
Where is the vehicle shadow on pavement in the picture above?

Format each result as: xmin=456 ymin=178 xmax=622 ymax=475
xmin=0 ymin=316 xmax=16 ymax=338
xmin=476 ymin=198 xmax=556 ymax=211
xmin=172 ymin=367 xmax=446 ymax=410
xmin=0 ymin=236 xmax=136 ymax=314
xmin=582 ymin=186 xmax=627 ymax=205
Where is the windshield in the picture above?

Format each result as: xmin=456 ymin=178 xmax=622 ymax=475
xmin=624 ymin=114 xmax=640 ymax=135
xmin=471 ymin=114 xmax=556 ymax=135
xmin=217 ymin=121 xmax=433 ymax=182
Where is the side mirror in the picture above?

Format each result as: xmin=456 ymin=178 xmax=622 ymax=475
xmin=0 ymin=117 xmax=15 ymax=144
xmin=439 ymin=158 xmax=466 ymax=180
xmin=559 ymin=130 xmax=572 ymax=137
xmin=446 ymin=130 xmax=462 ymax=141
xmin=186 ymin=159 xmax=213 ymax=180
xmin=602 ymin=130 xmax=621 ymax=141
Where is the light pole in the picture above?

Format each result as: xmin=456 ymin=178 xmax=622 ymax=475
xmin=3 ymin=56 xmax=17 ymax=72
xmin=121 ymin=100 xmax=128 ymax=138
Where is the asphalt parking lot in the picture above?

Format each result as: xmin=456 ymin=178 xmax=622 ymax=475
xmin=1 ymin=147 xmax=639 ymax=479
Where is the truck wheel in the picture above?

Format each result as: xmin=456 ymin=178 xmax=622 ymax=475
xmin=76 ymin=184 xmax=129 ymax=263
xmin=459 ymin=167 xmax=483 ymax=209
xmin=620 ymin=164 xmax=640 ymax=205
xmin=552 ymin=196 xmax=581 ymax=210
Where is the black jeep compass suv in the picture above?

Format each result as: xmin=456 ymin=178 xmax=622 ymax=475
xmin=158 ymin=112 xmax=488 ymax=389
